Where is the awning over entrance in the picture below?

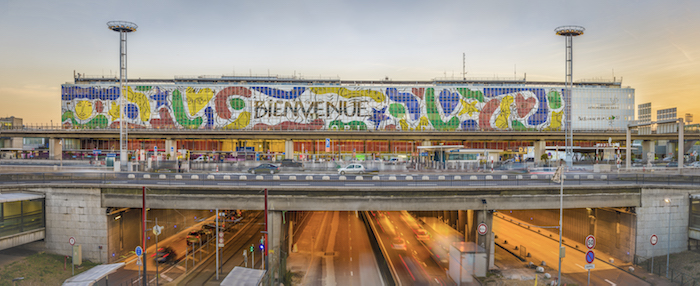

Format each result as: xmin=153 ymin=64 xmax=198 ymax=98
xmin=416 ymin=145 xmax=464 ymax=152
xmin=62 ymin=263 xmax=125 ymax=286
xmin=220 ymin=267 xmax=266 ymax=286
xmin=0 ymin=193 xmax=44 ymax=203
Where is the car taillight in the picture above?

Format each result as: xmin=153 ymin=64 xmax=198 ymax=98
xmin=163 ymin=253 xmax=169 ymax=258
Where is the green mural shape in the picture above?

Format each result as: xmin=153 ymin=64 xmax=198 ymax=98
xmin=62 ymin=111 xmax=109 ymax=129
xmin=425 ymin=88 xmax=461 ymax=131
xmin=230 ymin=98 xmax=245 ymax=110
xmin=62 ymin=111 xmax=75 ymax=123
xmin=389 ymin=103 xmax=406 ymax=118
xmin=456 ymin=88 xmax=485 ymax=103
xmin=329 ymin=120 xmax=367 ymax=130
xmin=136 ymin=86 xmax=152 ymax=92
xmin=172 ymin=90 xmax=204 ymax=129
xmin=547 ymin=90 xmax=562 ymax=109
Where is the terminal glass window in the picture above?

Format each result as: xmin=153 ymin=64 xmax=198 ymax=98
xmin=691 ymin=197 xmax=700 ymax=229
xmin=0 ymin=199 xmax=45 ymax=237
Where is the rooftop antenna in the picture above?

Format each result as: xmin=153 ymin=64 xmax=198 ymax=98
xmin=107 ymin=20 xmax=138 ymax=173
xmin=462 ymin=53 xmax=466 ymax=80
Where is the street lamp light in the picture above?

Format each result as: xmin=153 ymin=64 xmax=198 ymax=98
xmin=664 ymin=198 xmax=675 ymax=278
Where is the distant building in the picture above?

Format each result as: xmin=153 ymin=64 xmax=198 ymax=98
xmin=657 ymin=107 xmax=677 ymax=121
xmin=0 ymin=116 xmax=22 ymax=129
xmin=686 ymin=113 xmax=693 ymax=124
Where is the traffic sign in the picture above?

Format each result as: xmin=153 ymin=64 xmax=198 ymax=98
xmin=651 ymin=234 xmax=658 ymax=245
xmin=69 ymin=237 xmax=75 ymax=246
xmin=152 ymin=225 xmax=162 ymax=236
xmin=136 ymin=256 xmax=142 ymax=266
xmin=585 ymin=235 xmax=596 ymax=249
xmin=135 ymin=246 xmax=143 ymax=257
xmin=584 ymin=263 xmax=595 ymax=270
xmin=585 ymin=250 xmax=595 ymax=264
xmin=477 ymin=223 xmax=489 ymax=235
xmin=219 ymin=232 xmax=224 ymax=238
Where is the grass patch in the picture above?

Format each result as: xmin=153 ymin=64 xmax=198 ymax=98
xmin=0 ymin=252 xmax=99 ymax=286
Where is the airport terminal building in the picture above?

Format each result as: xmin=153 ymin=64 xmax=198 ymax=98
xmin=57 ymin=75 xmax=635 ymax=161
xmin=62 ymin=75 xmax=634 ymax=132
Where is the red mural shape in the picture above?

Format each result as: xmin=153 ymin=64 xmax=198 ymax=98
xmin=385 ymin=124 xmax=397 ymax=131
xmin=253 ymin=119 xmax=325 ymax=131
xmin=95 ymin=101 xmax=104 ymax=113
xmin=515 ymin=93 xmax=536 ymax=118
xmin=412 ymin=88 xmax=425 ymax=100
xmin=150 ymin=108 xmax=176 ymax=128
xmin=479 ymin=99 xmax=501 ymax=130
xmin=215 ymin=87 xmax=252 ymax=119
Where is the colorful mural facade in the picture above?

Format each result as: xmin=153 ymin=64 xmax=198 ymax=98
xmin=61 ymin=84 xmax=569 ymax=131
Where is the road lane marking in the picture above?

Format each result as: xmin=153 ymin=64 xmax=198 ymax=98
xmin=351 ymin=271 xmax=353 ymax=276
xmin=575 ymin=263 xmax=584 ymax=269
xmin=605 ymin=279 xmax=617 ymax=286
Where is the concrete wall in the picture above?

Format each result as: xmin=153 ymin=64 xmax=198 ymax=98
xmin=38 ymin=187 xmax=107 ymax=264
xmin=0 ymin=229 xmax=45 ymax=251
xmin=635 ymin=188 xmax=690 ymax=262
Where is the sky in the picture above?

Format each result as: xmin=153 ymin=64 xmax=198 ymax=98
xmin=1 ymin=0 xmax=699 ymax=125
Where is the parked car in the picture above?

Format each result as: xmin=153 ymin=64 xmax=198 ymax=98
xmin=280 ymin=159 xmax=303 ymax=167
xmin=193 ymin=156 xmax=206 ymax=162
xmin=337 ymin=164 xmax=378 ymax=175
xmin=248 ymin=164 xmax=279 ymax=174
xmin=153 ymin=247 xmax=176 ymax=264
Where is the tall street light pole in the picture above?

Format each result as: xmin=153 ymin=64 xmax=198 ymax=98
xmin=555 ymin=25 xmax=584 ymax=169
xmin=107 ymin=21 xmax=137 ymax=171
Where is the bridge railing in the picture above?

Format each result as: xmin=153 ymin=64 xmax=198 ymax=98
xmin=2 ymin=172 xmax=700 ymax=188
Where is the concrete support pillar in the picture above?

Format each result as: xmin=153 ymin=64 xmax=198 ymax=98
xmin=626 ymin=127 xmax=631 ymax=169
xmin=284 ymin=140 xmax=294 ymax=160
xmin=642 ymin=140 xmax=655 ymax=162
xmin=49 ymin=138 xmax=63 ymax=160
xmin=165 ymin=139 xmax=176 ymax=159
xmin=475 ymin=210 xmax=494 ymax=270
xmin=268 ymin=210 xmax=283 ymax=284
xmin=10 ymin=137 xmax=22 ymax=149
xmin=667 ymin=142 xmax=676 ymax=159
xmin=458 ymin=210 xmax=467 ymax=235
xmin=534 ymin=140 xmax=546 ymax=164
xmin=679 ymin=119 xmax=684 ymax=171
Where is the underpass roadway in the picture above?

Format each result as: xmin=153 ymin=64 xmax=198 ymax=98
xmin=493 ymin=213 xmax=649 ymax=286
xmin=177 ymin=211 xmax=265 ymax=286
xmin=286 ymin=211 xmax=384 ymax=286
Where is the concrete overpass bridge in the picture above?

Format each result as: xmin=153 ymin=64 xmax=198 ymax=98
xmin=1 ymin=178 xmax=698 ymax=275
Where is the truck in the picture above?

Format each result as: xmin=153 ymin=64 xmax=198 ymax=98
xmin=280 ymin=159 xmax=303 ymax=167
xmin=337 ymin=163 xmax=379 ymax=175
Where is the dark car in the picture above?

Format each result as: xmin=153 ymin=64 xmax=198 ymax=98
xmin=153 ymin=247 xmax=176 ymax=264
xmin=280 ymin=159 xmax=303 ymax=167
xmin=248 ymin=164 xmax=279 ymax=174
xmin=186 ymin=230 xmax=208 ymax=246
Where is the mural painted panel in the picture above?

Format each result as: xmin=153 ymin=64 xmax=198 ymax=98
xmin=60 ymin=85 xmax=565 ymax=131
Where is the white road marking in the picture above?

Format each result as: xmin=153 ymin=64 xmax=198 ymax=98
xmin=161 ymin=274 xmax=173 ymax=282
xmin=575 ymin=263 xmax=584 ymax=269
xmin=351 ymin=271 xmax=353 ymax=276
xmin=605 ymin=279 xmax=617 ymax=286
xmin=350 ymin=257 xmax=352 ymax=262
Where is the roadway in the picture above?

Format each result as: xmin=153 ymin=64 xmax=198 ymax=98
xmin=287 ymin=211 xmax=384 ymax=286
xmin=493 ymin=213 xmax=648 ymax=286
xmin=104 ymin=211 xmax=263 ymax=285
xmin=368 ymin=211 xmax=454 ymax=285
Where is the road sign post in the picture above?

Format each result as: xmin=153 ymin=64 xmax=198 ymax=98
xmin=585 ymin=235 xmax=596 ymax=250
xmin=651 ymin=234 xmax=658 ymax=274
xmin=477 ymin=223 xmax=488 ymax=235
xmin=585 ymin=250 xmax=595 ymax=286
xmin=69 ymin=237 xmax=76 ymax=275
